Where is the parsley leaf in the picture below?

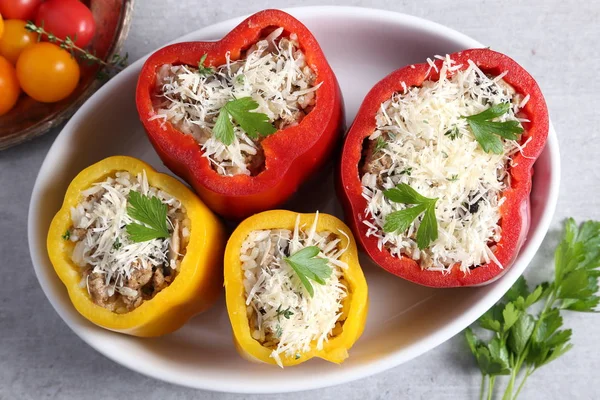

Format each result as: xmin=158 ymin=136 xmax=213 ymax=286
xmin=507 ymin=313 xmax=535 ymax=355
xmin=197 ymin=53 xmax=214 ymax=76
xmin=125 ymin=191 xmax=170 ymax=243
xmin=284 ymin=246 xmax=332 ymax=297
xmin=464 ymin=103 xmax=524 ymax=154
xmin=62 ymin=230 xmax=70 ymax=240
xmin=213 ymin=107 xmax=235 ymax=145
xmin=383 ymin=203 xmax=427 ymax=235
xmin=383 ymin=184 xmax=438 ymax=249
xmin=212 ymin=97 xmax=277 ymax=145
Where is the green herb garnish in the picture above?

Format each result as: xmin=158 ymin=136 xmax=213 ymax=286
xmin=399 ymin=167 xmax=412 ymax=176
xmin=125 ymin=191 xmax=170 ymax=243
xmin=284 ymin=246 xmax=332 ymax=297
xmin=374 ymin=137 xmax=387 ymax=154
xmin=113 ymin=237 xmax=122 ymax=250
xmin=236 ymin=74 xmax=245 ymax=84
xmin=448 ymin=174 xmax=459 ymax=182
xmin=464 ymin=103 xmax=524 ymax=154
xmin=276 ymin=305 xmax=294 ymax=321
xmin=213 ymin=97 xmax=277 ymax=146
xmin=197 ymin=53 xmax=214 ymax=76
xmin=275 ymin=324 xmax=283 ymax=338
xmin=383 ymin=184 xmax=438 ymax=250
xmin=444 ymin=125 xmax=461 ymax=140
xmin=465 ymin=218 xmax=600 ymax=400
xmin=62 ymin=230 xmax=70 ymax=240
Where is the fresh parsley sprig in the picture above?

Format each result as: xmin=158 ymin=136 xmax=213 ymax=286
xmin=197 ymin=53 xmax=214 ymax=76
xmin=213 ymin=97 xmax=277 ymax=146
xmin=383 ymin=184 xmax=439 ymax=250
xmin=465 ymin=219 xmax=600 ymax=400
xmin=125 ymin=191 xmax=170 ymax=243
xmin=284 ymin=246 xmax=332 ymax=297
xmin=464 ymin=103 xmax=524 ymax=154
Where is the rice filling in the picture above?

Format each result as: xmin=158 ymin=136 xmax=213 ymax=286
xmin=241 ymin=214 xmax=348 ymax=367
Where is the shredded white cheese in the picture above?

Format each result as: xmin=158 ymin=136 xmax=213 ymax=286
xmin=69 ymin=171 xmax=185 ymax=297
xmin=152 ymin=28 xmax=320 ymax=176
xmin=241 ymin=213 xmax=348 ymax=367
xmin=361 ymin=55 xmax=528 ymax=273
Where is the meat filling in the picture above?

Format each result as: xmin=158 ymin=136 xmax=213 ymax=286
xmin=68 ymin=171 xmax=190 ymax=314
xmin=151 ymin=27 xmax=319 ymax=177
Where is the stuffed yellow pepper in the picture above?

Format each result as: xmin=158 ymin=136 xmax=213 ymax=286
xmin=225 ymin=210 xmax=368 ymax=367
xmin=47 ymin=156 xmax=225 ymax=337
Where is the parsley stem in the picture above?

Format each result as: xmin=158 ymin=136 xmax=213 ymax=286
xmin=488 ymin=376 xmax=496 ymax=400
xmin=479 ymin=374 xmax=486 ymax=400
xmin=504 ymin=351 xmax=526 ymax=400
xmin=513 ymin=366 xmax=534 ymax=400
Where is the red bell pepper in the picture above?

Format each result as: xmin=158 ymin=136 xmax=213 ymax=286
xmin=136 ymin=10 xmax=343 ymax=219
xmin=338 ymin=49 xmax=549 ymax=287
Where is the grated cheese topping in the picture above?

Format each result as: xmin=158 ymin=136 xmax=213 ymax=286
xmin=361 ymin=55 xmax=529 ymax=273
xmin=151 ymin=28 xmax=320 ymax=176
xmin=68 ymin=171 xmax=188 ymax=304
xmin=241 ymin=213 xmax=348 ymax=367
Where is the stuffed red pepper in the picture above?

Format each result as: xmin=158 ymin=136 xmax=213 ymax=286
xmin=136 ymin=9 xmax=343 ymax=219
xmin=339 ymin=49 xmax=549 ymax=287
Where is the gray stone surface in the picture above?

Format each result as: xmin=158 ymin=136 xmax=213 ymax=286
xmin=1 ymin=0 xmax=599 ymax=398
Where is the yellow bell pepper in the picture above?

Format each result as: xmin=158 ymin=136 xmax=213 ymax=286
xmin=224 ymin=210 xmax=369 ymax=366
xmin=47 ymin=156 xmax=225 ymax=337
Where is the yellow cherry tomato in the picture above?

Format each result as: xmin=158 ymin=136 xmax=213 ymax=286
xmin=0 ymin=14 xmax=5 ymax=39
xmin=0 ymin=55 xmax=20 ymax=115
xmin=16 ymin=42 xmax=80 ymax=103
xmin=0 ymin=19 xmax=36 ymax=64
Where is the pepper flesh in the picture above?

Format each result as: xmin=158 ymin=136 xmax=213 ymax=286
xmin=47 ymin=156 xmax=226 ymax=336
xmin=224 ymin=210 xmax=368 ymax=366
xmin=339 ymin=49 xmax=549 ymax=287
xmin=135 ymin=9 xmax=344 ymax=220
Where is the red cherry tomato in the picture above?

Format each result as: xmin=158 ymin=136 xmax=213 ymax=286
xmin=0 ymin=0 xmax=42 ymax=20
xmin=35 ymin=0 xmax=96 ymax=48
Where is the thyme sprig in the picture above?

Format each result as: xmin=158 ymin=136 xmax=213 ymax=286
xmin=24 ymin=21 xmax=128 ymax=79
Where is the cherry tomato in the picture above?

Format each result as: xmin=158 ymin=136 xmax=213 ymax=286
xmin=0 ymin=13 xmax=4 ymax=39
xmin=17 ymin=42 xmax=80 ymax=103
xmin=0 ymin=55 xmax=20 ymax=115
xmin=0 ymin=0 xmax=42 ymax=20
xmin=35 ymin=0 xmax=96 ymax=48
xmin=0 ymin=19 xmax=36 ymax=64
